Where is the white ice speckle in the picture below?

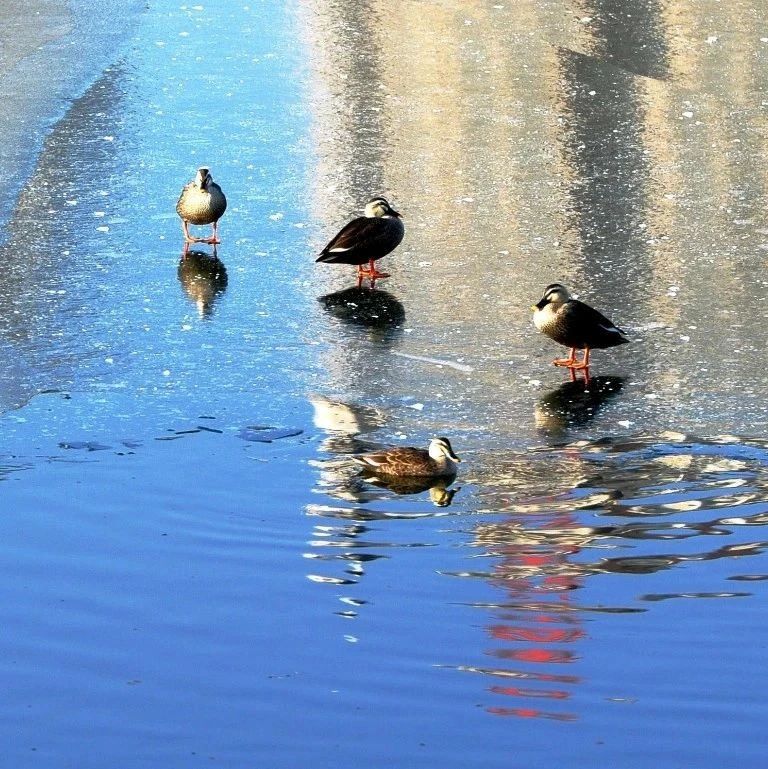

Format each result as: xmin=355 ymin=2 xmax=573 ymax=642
xmin=617 ymin=420 xmax=634 ymax=428
xmin=181 ymin=324 xmax=192 ymax=331
xmin=680 ymin=335 xmax=690 ymax=342
xmin=408 ymin=403 xmax=425 ymax=411
xmin=344 ymin=635 xmax=358 ymax=644
xmin=418 ymin=261 xmax=433 ymax=267
xmin=96 ymin=226 xmax=110 ymax=232
xmin=682 ymin=111 xmax=694 ymax=118
xmin=94 ymin=211 xmax=105 ymax=217
xmin=105 ymin=357 xmax=114 ymax=364
xmin=103 ymin=136 xmax=114 ymax=142
xmin=269 ymin=212 xmax=284 ymax=220
xmin=762 ymin=37 xmax=768 ymax=43
xmin=162 ymin=370 xmax=171 ymax=377
xmin=580 ymin=16 xmax=592 ymax=23
xmin=705 ymin=35 xmax=718 ymax=44
xmin=66 ymin=199 xmax=77 ymax=206
xmin=588 ymin=90 xmax=596 ymax=96
xmin=179 ymin=31 xmax=190 ymax=36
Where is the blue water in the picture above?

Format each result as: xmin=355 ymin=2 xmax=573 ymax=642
xmin=2 ymin=1 xmax=768 ymax=767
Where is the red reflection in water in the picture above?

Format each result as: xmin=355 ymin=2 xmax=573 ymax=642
xmin=490 ymin=626 xmax=585 ymax=643
xmin=490 ymin=685 xmax=570 ymax=700
xmin=492 ymin=648 xmax=575 ymax=663
xmin=480 ymin=510 xmax=586 ymax=721
xmin=487 ymin=707 xmax=578 ymax=722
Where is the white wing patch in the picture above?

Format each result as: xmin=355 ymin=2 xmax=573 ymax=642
xmin=354 ymin=456 xmax=382 ymax=467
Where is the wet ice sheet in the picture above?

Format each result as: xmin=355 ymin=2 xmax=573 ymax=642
xmin=302 ymin=0 xmax=768 ymax=442
xmin=1 ymin=0 xmax=768 ymax=768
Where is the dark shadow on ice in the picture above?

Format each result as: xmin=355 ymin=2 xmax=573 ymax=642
xmin=178 ymin=246 xmax=228 ymax=318
xmin=318 ymin=286 xmax=405 ymax=336
xmin=567 ymin=0 xmax=669 ymax=80
xmin=535 ymin=375 xmax=625 ymax=437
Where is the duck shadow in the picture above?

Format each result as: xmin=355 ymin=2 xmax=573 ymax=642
xmin=178 ymin=245 xmax=228 ymax=318
xmin=318 ymin=286 xmax=405 ymax=333
xmin=535 ymin=375 xmax=625 ymax=436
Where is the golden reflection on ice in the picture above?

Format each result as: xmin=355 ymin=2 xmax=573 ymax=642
xmin=300 ymin=0 xmax=768 ymax=439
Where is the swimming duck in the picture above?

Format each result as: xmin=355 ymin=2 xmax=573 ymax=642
xmin=316 ymin=196 xmax=404 ymax=286
xmin=353 ymin=436 xmax=460 ymax=478
xmin=176 ymin=167 xmax=227 ymax=244
xmin=533 ymin=283 xmax=629 ymax=369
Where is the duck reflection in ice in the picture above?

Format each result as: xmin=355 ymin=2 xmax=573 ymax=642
xmin=310 ymin=394 xmax=384 ymax=456
xmin=178 ymin=244 xmax=228 ymax=318
xmin=318 ymin=285 xmax=405 ymax=341
xmin=309 ymin=394 xmax=386 ymax=502
xmin=535 ymin=375 xmax=625 ymax=437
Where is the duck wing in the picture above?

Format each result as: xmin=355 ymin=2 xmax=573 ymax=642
xmin=353 ymin=447 xmax=431 ymax=476
xmin=317 ymin=216 xmax=403 ymax=263
xmin=565 ymin=300 xmax=629 ymax=348
xmin=175 ymin=182 xmax=194 ymax=215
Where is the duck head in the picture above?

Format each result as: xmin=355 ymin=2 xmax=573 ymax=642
xmin=428 ymin=436 xmax=461 ymax=463
xmin=364 ymin=196 xmax=402 ymax=219
xmin=195 ymin=167 xmax=213 ymax=190
xmin=534 ymin=283 xmax=571 ymax=311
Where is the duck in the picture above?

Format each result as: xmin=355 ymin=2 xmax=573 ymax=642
xmin=176 ymin=167 xmax=227 ymax=244
xmin=533 ymin=283 xmax=629 ymax=369
xmin=353 ymin=436 xmax=460 ymax=478
xmin=316 ymin=196 xmax=404 ymax=286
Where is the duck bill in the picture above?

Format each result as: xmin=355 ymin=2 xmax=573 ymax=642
xmin=390 ymin=209 xmax=402 ymax=218
xmin=533 ymin=299 xmax=547 ymax=310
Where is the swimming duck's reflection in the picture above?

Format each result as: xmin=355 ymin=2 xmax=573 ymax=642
xmin=318 ymin=286 xmax=405 ymax=334
xmin=535 ymin=375 xmax=625 ymax=436
xmin=358 ymin=472 xmax=460 ymax=507
xmin=178 ymin=245 xmax=228 ymax=318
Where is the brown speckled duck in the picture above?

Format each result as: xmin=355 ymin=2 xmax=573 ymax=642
xmin=176 ymin=167 xmax=227 ymax=244
xmin=533 ymin=283 xmax=629 ymax=370
xmin=316 ymin=196 xmax=404 ymax=286
xmin=353 ymin=437 xmax=460 ymax=479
